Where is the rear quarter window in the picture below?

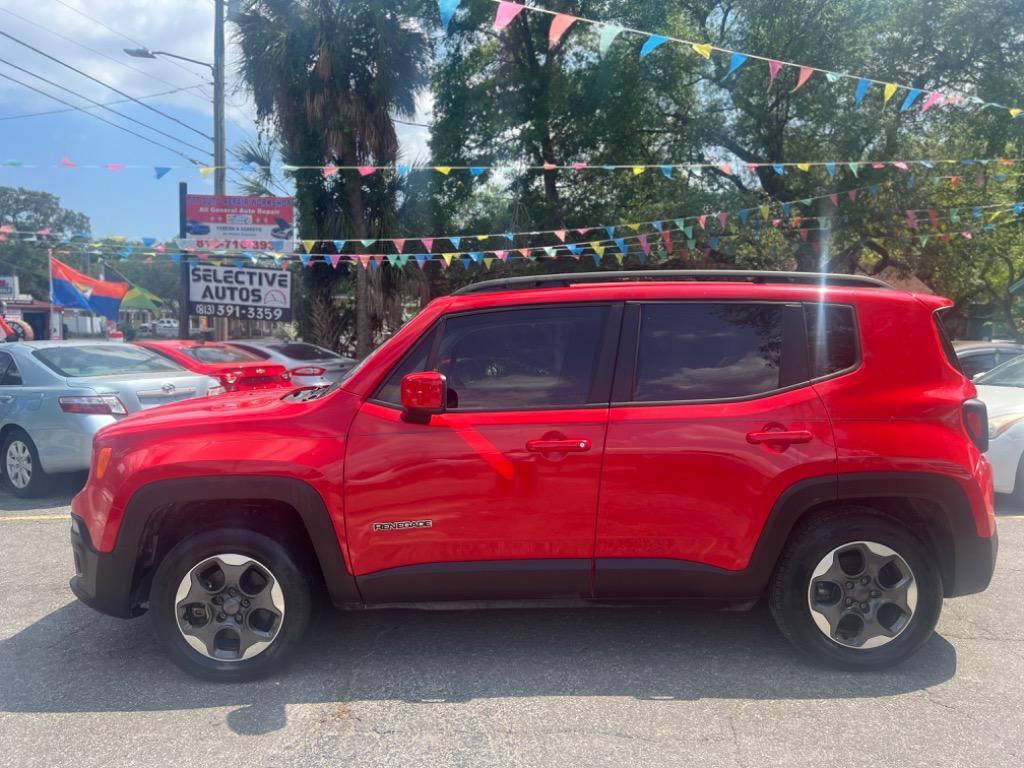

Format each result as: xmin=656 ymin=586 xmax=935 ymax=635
xmin=803 ymin=304 xmax=859 ymax=379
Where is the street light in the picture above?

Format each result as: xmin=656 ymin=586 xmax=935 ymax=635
xmin=124 ymin=48 xmax=213 ymax=73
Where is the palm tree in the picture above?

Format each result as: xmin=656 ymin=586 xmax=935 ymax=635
xmin=234 ymin=0 xmax=429 ymax=355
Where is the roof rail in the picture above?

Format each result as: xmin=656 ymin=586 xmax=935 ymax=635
xmin=453 ymin=270 xmax=892 ymax=295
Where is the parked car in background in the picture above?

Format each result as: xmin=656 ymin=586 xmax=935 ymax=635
xmin=0 ymin=342 xmax=224 ymax=497
xmin=953 ymin=340 xmax=1024 ymax=379
xmin=155 ymin=318 xmax=179 ymax=337
xmin=227 ymin=339 xmax=356 ymax=388
xmin=973 ymin=355 xmax=1024 ymax=500
xmin=133 ymin=340 xmax=292 ymax=392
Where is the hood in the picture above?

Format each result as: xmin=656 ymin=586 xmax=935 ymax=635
xmin=974 ymin=384 xmax=1024 ymax=416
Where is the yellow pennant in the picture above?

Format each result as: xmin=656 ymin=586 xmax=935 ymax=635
xmin=797 ymin=163 xmax=810 ymax=172
xmin=302 ymin=240 xmax=316 ymax=254
xmin=199 ymin=165 xmax=216 ymax=179
xmin=1011 ymin=108 xmax=1022 ymax=118
xmin=691 ymin=42 xmax=713 ymax=59
xmin=989 ymin=210 xmax=1005 ymax=222
xmin=883 ymin=83 xmax=897 ymax=104
xmin=615 ymin=253 xmax=624 ymax=264
xmin=591 ymin=242 xmax=605 ymax=256
xmin=760 ymin=204 xmax=770 ymax=220
xmin=484 ymin=258 xmax=494 ymax=270
xmin=435 ymin=166 xmax=452 ymax=175
xmin=442 ymin=253 xmax=455 ymax=265
xmin=632 ymin=166 xmax=645 ymax=175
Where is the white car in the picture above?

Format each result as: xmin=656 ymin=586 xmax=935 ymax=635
xmin=975 ymin=355 xmax=1024 ymax=498
xmin=155 ymin=318 xmax=179 ymax=337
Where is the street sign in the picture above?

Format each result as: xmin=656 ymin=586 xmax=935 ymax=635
xmin=0 ymin=276 xmax=19 ymax=300
xmin=188 ymin=264 xmax=292 ymax=321
xmin=182 ymin=194 xmax=295 ymax=253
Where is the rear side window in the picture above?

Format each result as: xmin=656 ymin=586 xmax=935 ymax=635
xmin=633 ymin=303 xmax=784 ymax=402
xmin=933 ymin=309 xmax=962 ymax=373
xmin=804 ymin=304 xmax=859 ymax=378
xmin=959 ymin=353 xmax=995 ymax=380
xmin=183 ymin=345 xmax=261 ymax=364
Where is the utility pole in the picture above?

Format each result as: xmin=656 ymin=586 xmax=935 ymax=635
xmin=213 ymin=0 xmax=228 ymax=340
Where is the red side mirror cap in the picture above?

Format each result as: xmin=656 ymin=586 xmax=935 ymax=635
xmin=401 ymin=371 xmax=447 ymax=420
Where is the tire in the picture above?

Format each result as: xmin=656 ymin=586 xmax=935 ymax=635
xmin=769 ymin=507 xmax=943 ymax=671
xmin=1010 ymin=453 xmax=1024 ymax=508
xmin=150 ymin=529 xmax=311 ymax=682
xmin=3 ymin=429 xmax=50 ymax=498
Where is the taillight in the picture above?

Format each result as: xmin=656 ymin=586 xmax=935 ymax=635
xmin=219 ymin=373 xmax=238 ymax=391
xmin=963 ymin=399 xmax=989 ymax=452
xmin=59 ymin=395 xmax=127 ymax=416
xmin=290 ymin=367 xmax=325 ymax=377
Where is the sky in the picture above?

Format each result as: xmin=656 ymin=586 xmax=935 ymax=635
xmin=0 ymin=0 xmax=431 ymax=240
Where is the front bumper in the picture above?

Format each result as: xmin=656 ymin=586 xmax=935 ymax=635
xmin=69 ymin=515 xmax=143 ymax=619
xmin=949 ymin=528 xmax=999 ymax=597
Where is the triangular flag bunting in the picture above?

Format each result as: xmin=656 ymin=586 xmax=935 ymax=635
xmin=641 ymin=35 xmax=669 ymax=59
xmin=726 ymin=52 xmax=747 ymax=76
xmin=793 ymin=66 xmax=813 ymax=92
xmin=549 ymin=13 xmax=576 ymax=48
xmin=493 ymin=2 xmax=525 ymax=31
xmin=599 ymin=25 xmax=625 ymax=55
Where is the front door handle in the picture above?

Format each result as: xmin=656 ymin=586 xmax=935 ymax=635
xmin=746 ymin=430 xmax=813 ymax=446
xmin=0 ymin=395 xmax=13 ymax=403
xmin=526 ymin=438 xmax=592 ymax=453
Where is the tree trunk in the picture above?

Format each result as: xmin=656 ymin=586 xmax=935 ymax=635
xmin=340 ymin=144 xmax=372 ymax=359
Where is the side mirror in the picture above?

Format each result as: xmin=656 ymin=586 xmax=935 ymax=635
xmin=401 ymin=371 xmax=447 ymax=423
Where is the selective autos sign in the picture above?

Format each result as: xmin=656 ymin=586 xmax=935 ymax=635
xmin=183 ymin=194 xmax=295 ymax=253
xmin=188 ymin=265 xmax=292 ymax=321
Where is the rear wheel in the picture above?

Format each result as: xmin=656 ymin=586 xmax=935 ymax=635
xmin=769 ymin=508 xmax=943 ymax=670
xmin=150 ymin=529 xmax=311 ymax=682
xmin=3 ymin=430 xmax=50 ymax=498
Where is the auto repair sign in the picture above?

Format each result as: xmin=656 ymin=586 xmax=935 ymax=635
xmin=188 ymin=265 xmax=292 ymax=321
xmin=183 ymin=194 xmax=295 ymax=253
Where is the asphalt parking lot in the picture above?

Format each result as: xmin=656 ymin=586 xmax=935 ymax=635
xmin=1 ymin=484 xmax=1022 ymax=768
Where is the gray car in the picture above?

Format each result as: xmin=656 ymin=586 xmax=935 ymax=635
xmin=0 ymin=342 xmax=224 ymax=497
xmin=227 ymin=339 xmax=356 ymax=388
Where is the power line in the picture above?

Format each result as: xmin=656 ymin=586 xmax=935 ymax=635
xmin=0 ymin=84 xmax=209 ymax=121
xmin=50 ymin=0 xmax=211 ymax=84
xmin=0 ymin=29 xmax=213 ymax=141
xmin=0 ymin=6 xmax=215 ymax=110
xmin=0 ymin=58 xmax=212 ymax=156
xmin=0 ymin=70 xmax=203 ymax=166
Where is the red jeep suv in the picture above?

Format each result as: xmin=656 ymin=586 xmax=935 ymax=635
xmin=69 ymin=271 xmax=997 ymax=681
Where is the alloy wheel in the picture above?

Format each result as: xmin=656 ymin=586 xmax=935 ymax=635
xmin=5 ymin=440 xmax=32 ymax=489
xmin=174 ymin=554 xmax=286 ymax=662
xmin=807 ymin=541 xmax=918 ymax=649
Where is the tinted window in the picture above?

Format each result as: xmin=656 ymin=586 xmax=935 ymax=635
xmin=183 ymin=345 xmax=261 ymax=364
xmin=377 ymin=328 xmax=437 ymax=405
xmin=0 ymin=352 xmax=15 ymax=385
xmin=634 ymin=303 xmax=783 ymax=402
xmin=804 ymin=304 xmax=858 ymax=378
xmin=959 ymin=352 xmax=996 ymax=380
xmin=436 ymin=305 xmax=609 ymax=410
xmin=2 ymin=357 xmax=22 ymax=385
xmin=34 ymin=345 xmax=183 ymax=377
xmin=272 ymin=342 xmax=343 ymax=360
xmin=975 ymin=355 xmax=1024 ymax=387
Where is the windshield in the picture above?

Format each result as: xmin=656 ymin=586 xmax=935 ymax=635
xmin=976 ymin=355 xmax=1024 ymax=387
xmin=181 ymin=345 xmax=262 ymax=364
xmin=34 ymin=345 xmax=184 ymax=377
xmin=270 ymin=342 xmax=344 ymax=360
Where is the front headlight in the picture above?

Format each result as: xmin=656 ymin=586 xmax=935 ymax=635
xmin=988 ymin=413 xmax=1024 ymax=439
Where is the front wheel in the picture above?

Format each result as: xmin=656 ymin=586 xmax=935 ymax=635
xmin=150 ymin=529 xmax=311 ymax=682
xmin=769 ymin=508 xmax=943 ymax=671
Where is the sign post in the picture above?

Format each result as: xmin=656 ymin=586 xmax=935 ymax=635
xmin=178 ymin=182 xmax=190 ymax=339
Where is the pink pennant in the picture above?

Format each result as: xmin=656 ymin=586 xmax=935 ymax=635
xmin=576 ymin=228 xmax=589 ymax=235
xmin=494 ymin=2 xmax=526 ymax=31
xmin=543 ymin=162 xmax=557 ymax=170
xmin=572 ymin=162 xmax=588 ymax=170
xmin=792 ymin=66 xmax=813 ymax=92
xmin=393 ymin=239 xmax=406 ymax=253
xmin=61 ymin=155 xmax=77 ymax=168
xmin=144 ymin=257 xmax=153 ymax=264
xmin=422 ymin=238 xmax=434 ymax=252
xmin=905 ymin=210 xmax=918 ymax=229
xmin=106 ymin=163 xmax=125 ymax=172
xmin=771 ymin=218 xmax=781 ymax=228
xmin=323 ymin=165 xmax=339 ymax=178
xmin=518 ymin=248 xmax=531 ymax=258
xmin=871 ymin=162 xmax=885 ymax=169
xmin=716 ymin=211 xmax=728 ymax=228
xmin=767 ymin=59 xmax=783 ymax=88
xmin=829 ymin=193 xmax=839 ymax=206
xmin=661 ymin=230 xmax=672 ymax=253
xmin=554 ymin=229 xmax=567 ymax=242
xmin=928 ymin=209 xmax=940 ymax=229
xmin=950 ymin=175 xmax=961 ymax=186
xmin=0 ymin=225 xmax=12 ymax=234
xmin=698 ymin=215 xmax=707 ymax=230
xmin=495 ymin=250 xmax=509 ymax=262
xmin=961 ymin=231 xmax=973 ymax=240
xmin=920 ymin=92 xmax=945 ymax=113
xmin=358 ymin=166 xmax=376 ymax=177
xmin=155 ymin=244 xmax=165 ymax=253
xmin=746 ymin=163 xmax=759 ymax=172
xmin=356 ymin=255 xmax=371 ymax=268
xmin=36 ymin=228 xmax=51 ymax=235
xmin=549 ymin=13 xmax=576 ymax=48
xmin=719 ymin=163 xmax=733 ymax=175
xmin=638 ymin=235 xmax=651 ymax=256
xmin=329 ymin=254 xmax=342 ymax=268
xmin=847 ymin=189 xmax=859 ymax=202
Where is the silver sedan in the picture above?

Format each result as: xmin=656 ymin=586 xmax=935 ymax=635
xmin=227 ymin=339 xmax=356 ymax=388
xmin=0 ymin=342 xmax=224 ymax=497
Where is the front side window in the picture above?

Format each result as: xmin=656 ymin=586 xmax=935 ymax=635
xmin=633 ymin=303 xmax=784 ymax=402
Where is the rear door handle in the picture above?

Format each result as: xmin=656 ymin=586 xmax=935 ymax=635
xmin=746 ymin=430 xmax=813 ymax=445
xmin=0 ymin=395 xmax=13 ymax=403
xmin=526 ymin=438 xmax=592 ymax=453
